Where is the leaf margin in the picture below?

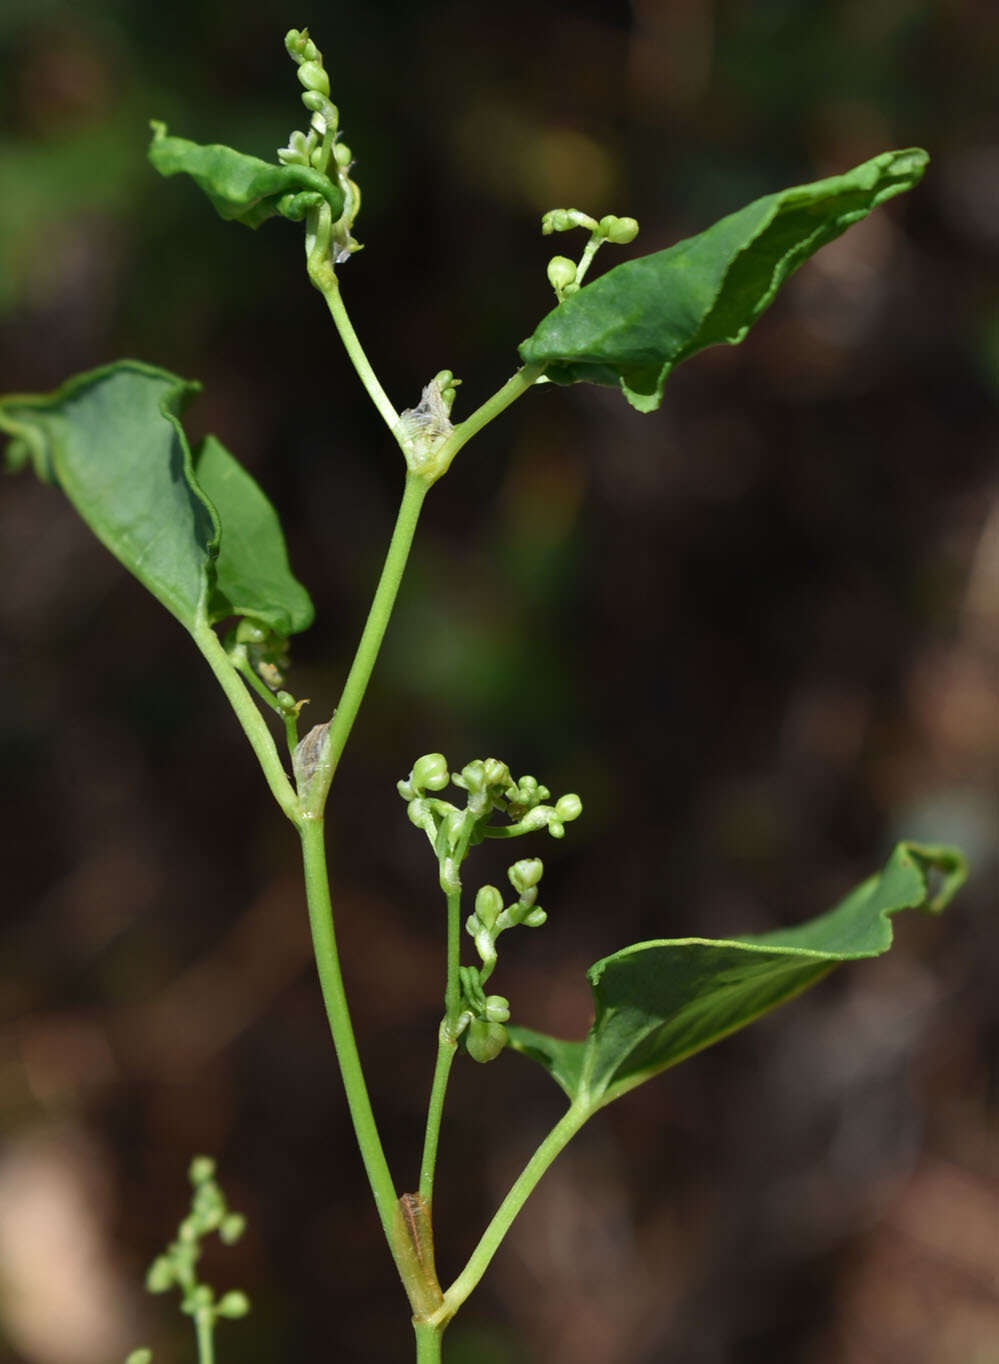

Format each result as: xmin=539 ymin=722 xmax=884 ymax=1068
xmin=508 ymin=840 xmax=966 ymax=1113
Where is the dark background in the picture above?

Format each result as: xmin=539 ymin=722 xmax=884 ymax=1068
xmin=1 ymin=1 xmax=997 ymax=1361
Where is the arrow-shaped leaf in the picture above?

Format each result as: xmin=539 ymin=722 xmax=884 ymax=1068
xmin=195 ymin=434 xmax=314 ymax=638
xmin=0 ymin=360 xmax=313 ymax=641
xmin=1 ymin=361 xmax=215 ymax=629
xmin=519 ymin=148 xmax=928 ymax=412
xmin=148 ymin=122 xmax=344 ymax=228
xmin=508 ymin=842 xmax=964 ymax=1112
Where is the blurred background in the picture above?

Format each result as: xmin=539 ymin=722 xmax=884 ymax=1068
xmin=1 ymin=0 xmax=997 ymax=1360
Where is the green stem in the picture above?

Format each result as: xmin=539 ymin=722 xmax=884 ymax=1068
xmin=443 ymin=881 xmax=463 ymax=1021
xmin=433 ymin=363 xmax=545 ymax=476
xmin=192 ymin=623 xmax=299 ymax=821
xmin=437 ymin=1100 xmax=590 ymax=1321
xmin=418 ymin=883 xmax=459 ymax=1205
xmin=413 ymin=1318 xmax=444 ymax=1363
xmin=298 ymin=817 xmax=402 ymax=1259
xmin=418 ymin=1039 xmax=456 ymax=1204
xmin=574 ymin=232 xmax=604 ymax=287
xmin=283 ymin=710 xmax=300 ymax=758
xmin=229 ymin=645 xmax=284 ymax=715
xmin=194 ymin=1307 xmax=214 ymax=1364
xmin=305 ymin=471 xmax=429 ymax=814
xmin=310 ymin=266 xmax=400 ymax=435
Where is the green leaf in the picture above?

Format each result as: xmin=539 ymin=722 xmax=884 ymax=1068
xmin=148 ymin=122 xmax=345 ymax=228
xmin=194 ymin=435 xmax=314 ymax=637
xmin=0 ymin=361 xmax=313 ymax=640
xmin=519 ymin=148 xmax=928 ymax=411
xmin=508 ymin=842 xmax=965 ymax=1109
xmin=0 ymin=361 xmax=214 ymax=629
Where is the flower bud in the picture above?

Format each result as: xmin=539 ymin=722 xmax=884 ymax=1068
xmin=412 ymin=752 xmax=449 ymax=792
xmin=192 ymin=1186 xmax=224 ymax=1231
xmin=333 ymin=141 xmax=352 ymax=168
xmin=524 ymin=907 xmax=547 ymax=928
xmin=542 ymin=208 xmax=597 ymax=235
xmin=508 ymin=858 xmax=543 ymax=894
xmin=297 ymin=61 xmax=330 ymax=96
xmin=126 ymin=1351 xmax=153 ymax=1364
xmin=465 ymin=1019 xmax=508 ymax=1063
xmin=188 ymin=1155 xmax=216 ymax=1185
xmin=190 ymin=1284 xmax=214 ymax=1310
xmin=474 ymin=884 xmax=503 ymax=931
xmin=547 ymin=256 xmax=577 ymax=292
xmin=219 ymin=1213 xmax=246 ymax=1245
xmin=235 ymin=620 xmax=267 ymax=646
xmin=301 ymin=90 xmax=326 ymax=113
xmin=146 ymin=1256 xmax=174 ymax=1294
xmin=600 ymin=214 xmax=639 ymax=244
xmin=216 ymin=1290 xmax=251 ymax=1319
xmin=555 ymin=793 xmax=582 ymax=822
xmin=484 ymin=994 xmax=510 ymax=1022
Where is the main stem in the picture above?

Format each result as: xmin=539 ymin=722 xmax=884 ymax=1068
xmin=299 ymin=817 xmax=399 ymax=1243
xmin=413 ymin=1318 xmax=444 ymax=1362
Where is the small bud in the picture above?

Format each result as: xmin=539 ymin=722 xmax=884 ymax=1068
xmin=297 ymin=61 xmax=330 ymax=96
xmin=555 ymin=793 xmax=582 ymax=822
xmin=474 ymin=884 xmax=504 ymax=931
xmin=406 ymin=797 xmax=430 ymax=829
xmin=482 ymin=757 xmax=512 ymax=790
xmin=188 ymin=1284 xmax=214 ymax=1311
xmin=484 ymin=994 xmax=511 ymax=1022
xmin=146 ymin=1256 xmax=174 ymax=1294
xmin=301 ymin=90 xmax=326 ymax=113
xmin=465 ymin=1019 xmax=508 ymax=1063
xmin=333 ymin=141 xmax=352 ymax=168
xmin=542 ymin=208 xmax=598 ymax=235
xmin=509 ymin=858 xmax=544 ymax=894
xmin=188 ymin=1155 xmax=216 ymax=1185
xmin=524 ymin=907 xmax=547 ymax=928
xmin=431 ymin=370 xmax=461 ymax=414
xmin=547 ymin=256 xmax=577 ymax=293
xmin=215 ymin=1290 xmax=251 ymax=1319
xmin=219 ymin=1213 xmax=246 ymax=1245
xmin=178 ymin=1217 xmax=199 ymax=1244
xmin=412 ymin=753 xmax=450 ymax=793
xmin=195 ymin=1189 xmax=225 ymax=1228
xmin=235 ymin=621 xmax=267 ymax=646
xmin=600 ymin=214 xmax=639 ymax=244
xmin=125 ymin=1351 xmax=153 ymax=1364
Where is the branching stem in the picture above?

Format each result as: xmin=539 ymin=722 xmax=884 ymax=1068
xmin=192 ymin=623 xmax=299 ymax=820
xmin=437 ymin=1100 xmax=590 ymax=1322
xmin=305 ymin=470 xmax=428 ymax=813
xmin=309 ymin=264 xmax=401 ymax=435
